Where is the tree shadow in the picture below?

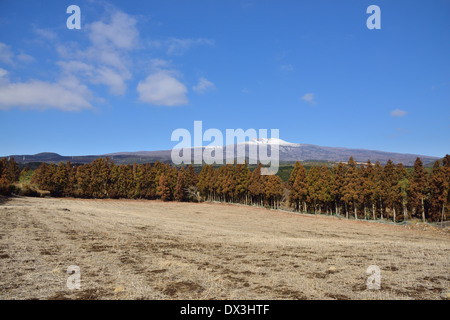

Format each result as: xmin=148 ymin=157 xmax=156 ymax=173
xmin=0 ymin=195 xmax=11 ymax=205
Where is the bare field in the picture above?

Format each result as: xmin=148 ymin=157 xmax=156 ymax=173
xmin=0 ymin=196 xmax=449 ymax=300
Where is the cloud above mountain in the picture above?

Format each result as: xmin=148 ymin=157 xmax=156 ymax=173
xmin=0 ymin=6 xmax=215 ymax=111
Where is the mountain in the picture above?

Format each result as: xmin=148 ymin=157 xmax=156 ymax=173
xmin=186 ymin=139 xmax=440 ymax=166
xmin=5 ymin=139 xmax=441 ymax=166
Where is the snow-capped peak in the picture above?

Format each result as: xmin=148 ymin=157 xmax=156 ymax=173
xmin=247 ymin=138 xmax=295 ymax=146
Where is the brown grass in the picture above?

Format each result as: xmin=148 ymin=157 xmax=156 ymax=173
xmin=0 ymin=196 xmax=448 ymax=300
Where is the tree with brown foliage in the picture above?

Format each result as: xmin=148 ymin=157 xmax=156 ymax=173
xmin=396 ymin=163 xmax=409 ymax=221
xmin=288 ymin=162 xmax=307 ymax=212
xmin=235 ymin=162 xmax=250 ymax=204
xmin=174 ymin=168 xmax=187 ymax=202
xmin=342 ymin=157 xmax=360 ymax=219
xmin=360 ymin=160 xmax=376 ymax=220
xmin=373 ymin=161 xmax=385 ymax=220
xmin=429 ymin=160 xmax=448 ymax=222
xmin=409 ymin=158 xmax=429 ymax=222
xmin=332 ymin=162 xmax=346 ymax=216
xmin=248 ymin=163 xmax=265 ymax=206
xmin=383 ymin=159 xmax=399 ymax=221
xmin=0 ymin=157 xmax=20 ymax=195
xmin=157 ymin=174 xmax=172 ymax=201
xmin=265 ymin=175 xmax=283 ymax=209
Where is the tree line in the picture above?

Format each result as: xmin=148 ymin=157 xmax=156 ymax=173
xmin=288 ymin=156 xmax=449 ymax=222
xmin=4 ymin=154 xmax=450 ymax=223
xmin=0 ymin=157 xmax=20 ymax=195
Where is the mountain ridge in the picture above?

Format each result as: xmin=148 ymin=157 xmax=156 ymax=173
xmin=4 ymin=140 xmax=442 ymax=166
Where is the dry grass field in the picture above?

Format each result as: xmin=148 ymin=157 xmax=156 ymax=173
xmin=0 ymin=196 xmax=448 ymax=300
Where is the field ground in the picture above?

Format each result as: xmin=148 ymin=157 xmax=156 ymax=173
xmin=0 ymin=196 xmax=449 ymax=300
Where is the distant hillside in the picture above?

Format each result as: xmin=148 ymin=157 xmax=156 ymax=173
xmin=5 ymin=139 xmax=442 ymax=166
xmin=425 ymin=157 xmax=446 ymax=168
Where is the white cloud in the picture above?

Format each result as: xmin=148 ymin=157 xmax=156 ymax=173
xmin=54 ymin=11 xmax=139 ymax=96
xmin=301 ymin=93 xmax=316 ymax=105
xmin=0 ymin=43 xmax=14 ymax=64
xmin=280 ymin=64 xmax=293 ymax=71
xmin=0 ymin=77 xmax=93 ymax=111
xmin=149 ymin=59 xmax=171 ymax=69
xmin=17 ymin=53 xmax=35 ymax=63
xmin=193 ymin=77 xmax=215 ymax=94
xmin=92 ymin=66 xmax=129 ymax=95
xmin=0 ymin=68 xmax=8 ymax=78
xmin=57 ymin=60 xmax=131 ymax=95
xmin=137 ymin=71 xmax=188 ymax=106
xmin=0 ymin=43 xmax=35 ymax=65
xmin=241 ymin=2 xmax=256 ymax=9
xmin=57 ymin=60 xmax=94 ymax=76
xmin=396 ymin=127 xmax=410 ymax=134
xmin=1 ymin=8 xmax=215 ymax=111
xmin=166 ymin=38 xmax=215 ymax=55
xmin=88 ymin=12 xmax=139 ymax=50
xmin=390 ymin=109 xmax=408 ymax=117
xmin=33 ymin=28 xmax=57 ymax=41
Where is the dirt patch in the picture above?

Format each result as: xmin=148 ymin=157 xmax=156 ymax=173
xmin=162 ymin=281 xmax=205 ymax=297
xmin=384 ymin=265 xmax=399 ymax=272
xmin=48 ymin=288 xmax=112 ymax=300
xmin=274 ymin=288 xmax=307 ymax=300
xmin=148 ymin=269 xmax=167 ymax=274
xmin=326 ymin=293 xmax=351 ymax=300
xmin=0 ymin=197 xmax=448 ymax=300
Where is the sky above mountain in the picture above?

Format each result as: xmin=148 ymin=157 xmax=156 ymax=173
xmin=0 ymin=0 xmax=449 ymax=157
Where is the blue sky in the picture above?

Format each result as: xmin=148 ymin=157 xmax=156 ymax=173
xmin=0 ymin=0 xmax=449 ymax=157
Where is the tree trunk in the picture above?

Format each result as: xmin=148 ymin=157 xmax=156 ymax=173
xmin=354 ymin=205 xmax=357 ymax=220
xmin=372 ymin=202 xmax=376 ymax=220
xmin=421 ymin=197 xmax=425 ymax=223
xmin=379 ymin=197 xmax=383 ymax=220
xmin=393 ymin=206 xmax=396 ymax=223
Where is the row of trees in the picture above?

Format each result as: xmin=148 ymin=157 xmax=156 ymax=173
xmin=30 ymin=158 xmax=199 ymax=202
xmin=0 ymin=157 xmax=20 ymax=195
xmin=27 ymin=155 xmax=450 ymax=222
xmin=197 ymin=163 xmax=284 ymax=209
xmin=288 ymin=156 xmax=450 ymax=222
